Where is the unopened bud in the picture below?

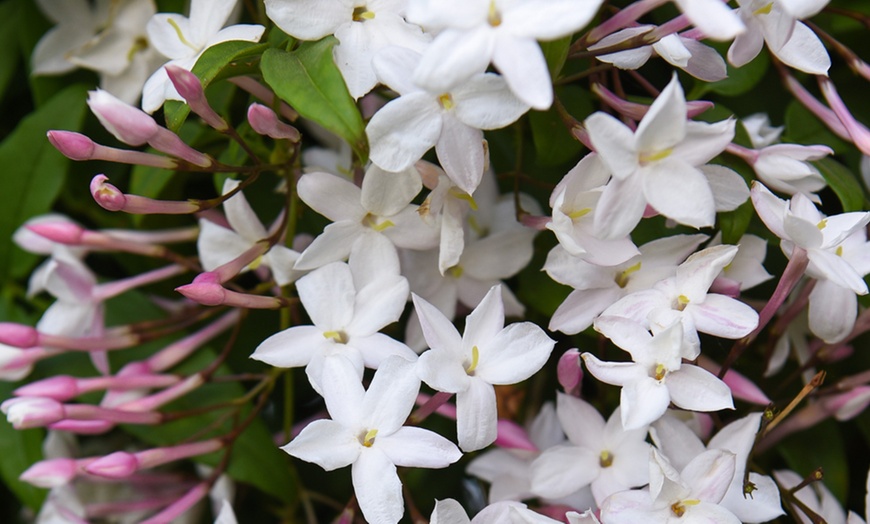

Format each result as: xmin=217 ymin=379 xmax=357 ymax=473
xmin=166 ymin=65 xmax=228 ymax=131
xmin=85 ymin=451 xmax=139 ymax=479
xmin=15 ymin=376 xmax=79 ymax=401
xmin=494 ymin=419 xmax=537 ymax=450
xmin=0 ymin=323 xmax=39 ymax=348
xmin=176 ymin=280 xmax=226 ymax=306
xmin=87 ymin=89 xmax=159 ymax=146
xmin=26 ymin=221 xmax=86 ymax=245
xmin=558 ymin=349 xmax=583 ymax=394
xmin=1 ymin=397 xmax=65 ymax=429
xmin=247 ymin=103 xmax=300 ymax=141
xmin=20 ymin=458 xmax=80 ymax=488
xmin=47 ymin=131 xmax=96 ymax=160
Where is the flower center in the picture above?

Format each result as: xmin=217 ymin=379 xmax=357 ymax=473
xmin=654 ymin=363 xmax=668 ymax=381
xmin=323 ymin=330 xmax=349 ymax=344
xmin=363 ymin=213 xmax=395 ymax=232
xmin=352 ymin=6 xmax=375 ymax=21
xmin=166 ymin=18 xmax=199 ymax=52
xmin=568 ymin=208 xmax=592 ymax=220
xmin=675 ymin=294 xmax=690 ymax=311
xmin=438 ymin=93 xmax=455 ymax=110
xmin=817 ymin=218 xmax=827 ymax=230
xmin=127 ymin=37 xmax=149 ymax=62
xmin=447 ymin=265 xmax=464 ymax=279
xmin=639 ymin=148 xmax=673 ymax=164
xmin=671 ymin=499 xmax=700 ymax=517
xmin=599 ymin=450 xmax=613 ymax=468
xmin=615 ymin=262 xmax=641 ymax=288
xmin=836 ymin=245 xmax=843 ymax=256
xmin=360 ymin=428 xmax=378 ymax=447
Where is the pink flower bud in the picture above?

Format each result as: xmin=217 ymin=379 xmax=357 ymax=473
xmin=85 ymin=451 xmax=140 ymax=479
xmin=87 ymin=89 xmax=159 ymax=146
xmin=176 ymin=281 xmax=226 ymax=306
xmin=49 ymin=419 xmax=114 ymax=434
xmin=247 ymin=103 xmax=300 ymax=141
xmin=166 ymin=65 xmax=228 ymax=131
xmin=91 ymin=174 xmax=127 ymax=211
xmin=1 ymin=397 xmax=65 ymax=429
xmin=20 ymin=458 xmax=81 ymax=488
xmin=557 ymin=349 xmax=583 ymax=394
xmin=829 ymin=386 xmax=870 ymax=421
xmin=0 ymin=323 xmax=39 ymax=348
xmin=15 ymin=376 xmax=79 ymax=401
xmin=91 ymin=175 xmax=199 ymax=214
xmin=494 ymin=419 xmax=537 ymax=450
xmin=26 ymin=221 xmax=86 ymax=245
xmin=47 ymin=131 xmax=95 ymax=160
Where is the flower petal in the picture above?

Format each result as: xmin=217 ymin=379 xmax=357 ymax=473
xmin=667 ymin=365 xmax=734 ymax=412
xmin=281 ymin=419 xmax=359 ymax=470
xmin=456 ymin=379 xmax=497 ymax=451
xmin=352 ymin=448 xmax=404 ymax=524
xmin=378 ymin=426 xmax=462 ymax=468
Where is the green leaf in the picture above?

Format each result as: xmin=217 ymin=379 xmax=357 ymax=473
xmin=0 ymin=394 xmax=45 ymax=512
xmin=718 ymin=200 xmax=755 ymax=245
xmin=0 ymin=83 xmax=89 ymax=282
xmin=260 ymin=39 xmax=368 ymax=162
xmin=779 ymin=419 xmax=848 ymax=504
xmin=783 ymin=100 xmax=851 ymax=154
xmin=697 ymin=48 xmax=769 ymax=97
xmin=0 ymin=0 xmax=21 ymax=102
xmin=164 ymin=41 xmax=269 ymax=132
xmin=541 ymin=35 xmax=572 ymax=79
xmin=813 ymin=157 xmax=866 ymax=212
xmin=529 ymin=85 xmax=590 ymax=167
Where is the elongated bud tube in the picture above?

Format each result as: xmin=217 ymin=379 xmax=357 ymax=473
xmin=146 ymin=310 xmax=240 ymax=372
xmin=91 ymin=175 xmax=199 ymax=214
xmin=140 ymin=482 xmax=210 ymax=524
xmin=85 ymin=438 xmax=224 ymax=479
xmin=558 ymin=348 xmax=583 ymax=396
xmin=0 ymin=322 xmax=138 ymax=351
xmin=494 ymin=420 xmax=537 ymax=450
xmin=592 ymin=83 xmax=713 ymax=120
xmin=818 ymin=76 xmax=870 ymax=156
xmin=698 ymin=355 xmax=771 ymax=405
xmin=781 ymin=73 xmax=850 ymax=139
xmin=165 ymin=65 xmax=228 ymax=131
xmin=176 ymin=277 xmax=288 ymax=309
xmin=247 ymin=103 xmax=300 ymax=141
xmin=1 ymin=397 xmax=163 ymax=429
xmin=14 ymin=374 xmax=181 ymax=402
xmin=26 ymin=221 xmax=167 ymax=258
xmin=20 ymin=457 xmax=93 ymax=488
xmin=88 ymin=89 xmax=160 ymax=146
xmin=200 ymin=239 xmax=271 ymax=284
xmin=47 ymin=131 xmax=180 ymax=168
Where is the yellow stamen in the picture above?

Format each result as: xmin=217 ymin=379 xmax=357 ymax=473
xmin=323 ymin=331 xmax=349 ymax=344
xmin=167 ymin=18 xmax=199 ymax=52
xmin=654 ymin=363 xmax=667 ymax=381
xmin=487 ymin=0 xmax=502 ymax=26
xmin=249 ymin=254 xmax=263 ymax=270
xmin=672 ymin=499 xmax=700 ymax=517
xmin=676 ymin=294 xmax=690 ymax=310
xmin=615 ymin=262 xmax=642 ymax=288
xmin=640 ymin=148 xmax=673 ymax=164
xmin=836 ymin=246 xmax=843 ymax=256
xmin=352 ymin=6 xmax=375 ymax=21
xmin=363 ymin=214 xmax=396 ymax=231
xmin=753 ymin=2 xmax=774 ymax=15
xmin=127 ymin=37 xmax=148 ymax=62
xmin=466 ymin=345 xmax=480 ymax=374
xmin=362 ymin=428 xmax=378 ymax=447
xmin=817 ymin=218 xmax=828 ymax=230
xmin=599 ymin=450 xmax=613 ymax=468
xmin=568 ymin=208 xmax=592 ymax=220
xmin=448 ymin=266 xmax=464 ymax=278
xmin=438 ymin=93 xmax=455 ymax=110
xmin=449 ymin=188 xmax=478 ymax=210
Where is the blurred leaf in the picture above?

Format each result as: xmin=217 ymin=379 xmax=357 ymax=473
xmin=15 ymin=0 xmax=72 ymax=107
xmin=718 ymin=200 xmax=755 ymax=245
xmin=779 ymin=419 xmax=848 ymax=504
xmin=261 ymin=38 xmax=368 ymax=162
xmin=0 ymin=83 xmax=89 ymax=282
xmin=784 ymin=100 xmax=850 ymax=154
xmin=529 ymin=85 xmax=590 ymax=167
xmin=0 ymin=390 xmax=45 ymax=512
xmin=813 ymin=158 xmax=866 ymax=212
xmin=0 ymin=0 xmax=21 ymax=102
xmin=541 ymin=36 xmax=572 ymax=79
xmin=697 ymin=48 xmax=769 ymax=97
xmin=164 ymin=41 xmax=268 ymax=132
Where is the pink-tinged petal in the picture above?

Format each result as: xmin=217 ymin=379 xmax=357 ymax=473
xmin=250 ymin=325 xmax=328 ymax=368
xmin=294 ymin=221 xmax=364 ymax=270
xmin=348 ymin=275 xmax=409 ymax=336
xmin=728 ymin=23 xmax=766 ymax=68
xmin=581 ymin=355 xmax=643 ymax=388
xmin=784 ymin=213 xmax=822 ymax=249
xmin=531 ymin=445 xmax=600 ymax=499
xmin=417 ymin=346 xmax=471 ymax=393
xmin=414 ymin=26 xmax=494 ymax=93
xmin=677 ymin=245 xmax=738 ymax=302
xmin=297 ymin=262 xmax=356 ymax=330
xmin=281 ymin=419 xmax=359 ymax=470
xmin=808 ymin=249 xmax=868 ymax=294
xmin=621 ymin=378 xmax=671 ymax=430
xmin=681 ymin=39 xmax=728 ymax=82
xmin=333 ymin=21 xmax=379 ymax=100
xmin=476 ymin=323 xmax=554 ymax=384
xmin=686 ymin=501 xmax=742 ymax=524
xmin=462 ymin=285 xmax=505 ymax=351
xmin=708 ymin=413 xmax=761 ymax=473
xmin=773 ymin=22 xmax=831 ymax=75
xmin=556 ymin=393 xmax=605 ymax=447
xmin=819 ymin=212 xmax=870 ymax=249
xmin=221 ymin=179 xmax=267 ymax=241
xmin=436 ymin=115 xmax=485 ymax=194
xmin=352 ymin=449 xmax=404 ymax=524
xmin=430 ymin=498 xmax=471 ymax=524
xmin=361 ymin=165 xmax=422 ymax=217
xmin=650 ymin=416 xmax=705 ymax=471
xmin=320 ymin=352 xmax=366 ymax=426
xmin=412 ymin=293 xmax=463 ymax=351
xmin=491 ymin=35 xmax=553 ymax=110
xmin=643 ymin=159 xmax=715 ymax=229
xmin=689 ymin=294 xmax=758 ymax=339
xmin=297 ymin=172 xmax=365 ymax=222
xmin=585 ymin=113 xmax=638 ymax=179
xmin=456 ymin=379 xmax=498 ymax=451
xmin=636 ymin=75 xmax=686 ymax=155
xmin=599 ymin=486 xmax=658 ymax=524
xmin=362 ymin=356 xmax=420 ymax=434
xmin=147 ymin=14 xmax=194 ymax=60
xmin=378 ymin=426 xmax=462 ymax=467
xmin=700 ymin=358 xmax=770 ymax=405
xmin=667 ymin=365 xmax=734 ymax=412
xmin=750 ymin=182 xmax=789 ymax=239
xmin=549 ymin=287 xmax=622 ymax=335
xmin=368 ymin=93 xmax=443 ymax=172
xmin=599 ymin=289 xmax=667 ymax=327
xmin=264 ymin=0 xmax=349 ymax=40
xmin=593 ymin=175 xmax=648 ymax=240
xmin=453 ymin=74 xmax=529 ymax=129
xmin=189 ymin=0 xmax=236 ymax=45
xmin=351 ymin=333 xmax=418 ymax=369
xmin=682 ymin=449 xmax=737 ymax=503
xmin=720 ymin=472 xmax=784 ymax=523
xmin=808 ymin=279 xmax=857 ymax=344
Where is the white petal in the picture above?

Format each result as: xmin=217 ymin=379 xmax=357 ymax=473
xmin=352 ymin=449 xmax=404 ymax=524
xmin=430 ymin=499 xmax=471 ymax=524
xmin=350 ymin=333 xmax=419 ymax=369
xmin=294 ymin=221 xmax=364 ymax=270
xmin=531 ymin=445 xmax=600 ymax=498
xmin=453 ymin=74 xmax=530 ymax=129
xmin=362 ymin=356 xmax=420 ymax=434
xmin=378 ymin=426 xmax=462 ymax=468
xmin=417 ymin=346 xmax=470 ymax=393
xmin=701 ymin=164 xmax=749 ymax=212
xmin=281 ymin=419 xmax=359 ymax=470
xmin=667 ymin=365 xmax=734 ymax=412
xmin=808 ymin=279 xmax=857 ymax=343
xmin=772 ymin=21 xmax=831 ymax=75
xmin=297 ymin=262 xmax=355 ymax=329
xmin=556 ymin=392 xmax=606 ymax=447
xmin=412 ymin=293 xmax=463 ymax=352
xmin=675 ymin=0 xmax=745 ymax=41
xmin=297 ymin=172 xmax=365 ymax=223
xmin=621 ymin=378 xmax=671 ymax=430
xmin=462 ymin=285 xmax=505 ymax=351
xmin=689 ymin=294 xmax=759 ymax=339
xmin=333 ymin=21 xmax=379 ymax=99
xmin=635 ymin=75 xmax=686 ymax=155
xmin=264 ymin=0 xmax=349 ymax=40
xmin=221 ymin=179 xmax=268 ymax=241
xmin=682 ymin=449 xmax=737 ymax=504
xmin=435 ymin=115 xmax=485 ymax=194
xmin=585 ymin=112 xmax=638 ymax=179
xmin=643 ymin=159 xmax=715 ymax=229
xmin=456 ymin=379 xmax=498 ymax=451
xmin=476 ymin=323 xmax=554 ymax=384
xmin=491 ymin=35 xmax=553 ymax=110
xmin=250 ymin=325 xmax=327 ymax=368
xmin=320 ymin=351 xmax=366 ymax=426
xmin=361 ymin=164 xmax=422 ymax=217
xmin=414 ymin=26 xmax=494 ymax=93
xmin=189 ymin=0 xmax=237 ymax=45
xmin=367 ymin=93 xmax=443 ymax=172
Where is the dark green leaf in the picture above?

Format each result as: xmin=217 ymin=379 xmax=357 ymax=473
xmin=784 ymin=100 xmax=851 ymax=154
xmin=0 ymin=83 xmax=89 ymax=282
xmin=164 ymin=41 xmax=269 ymax=132
xmin=260 ymin=39 xmax=368 ymax=162
xmin=541 ymin=36 xmax=572 ymax=79
xmin=813 ymin=157 xmax=866 ymax=212
xmin=697 ymin=48 xmax=769 ymax=97
xmin=0 ymin=0 xmax=21 ymax=102
xmin=779 ymin=419 xmax=848 ymax=504
xmin=718 ymin=200 xmax=755 ymax=245
xmin=529 ymin=85 xmax=590 ymax=167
